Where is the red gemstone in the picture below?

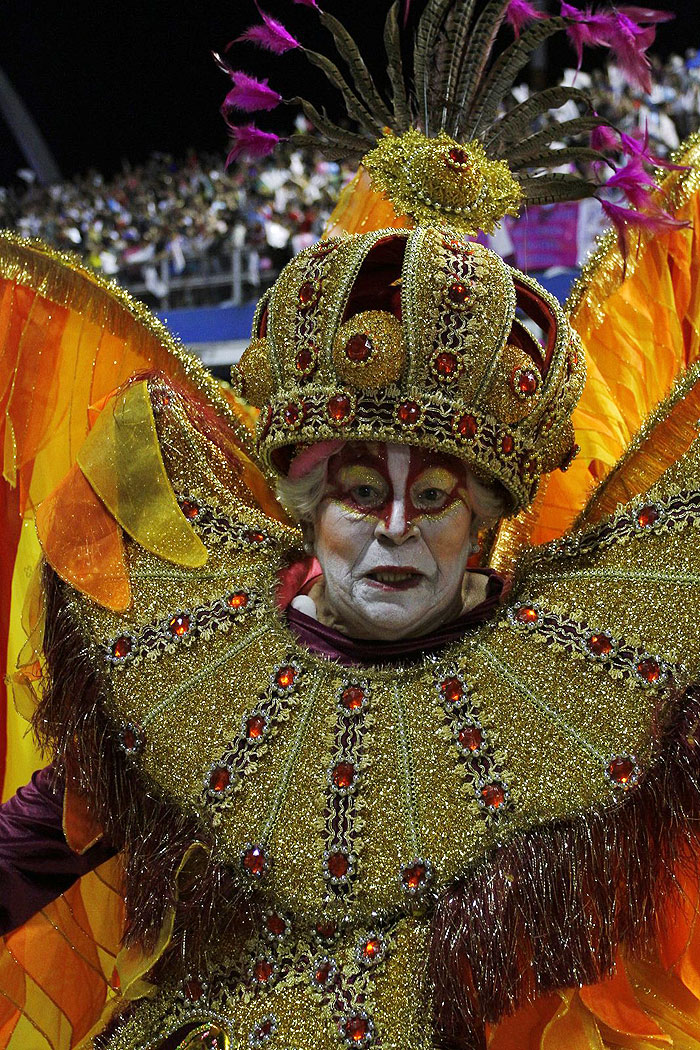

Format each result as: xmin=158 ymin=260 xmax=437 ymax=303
xmin=259 ymin=1019 xmax=274 ymax=1037
xmin=362 ymin=937 xmax=382 ymax=960
xmin=296 ymin=346 xmax=315 ymax=374
xmin=228 ymin=591 xmax=249 ymax=610
xmin=328 ymin=394 xmax=353 ymax=424
xmin=112 ymin=635 xmax=132 ymax=660
xmin=243 ymin=845 xmax=266 ymax=876
xmin=266 ymin=913 xmax=286 ymax=937
xmin=180 ymin=498 xmax=199 ymax=519
xmin=341 ymin=685 xmax=365 ymax=711
xmin=275 ymin=665 xmax=297 ymax=689
xmin=332 ymin=761 xmax=356 ymax=790
xmin=169 ymin=613 xmax=190 ymax=637
xmin=315 ymin=960 xmax=333 ymax=985
xmin=184 ymin=978 xmax=203 ymax=1001
xmin=344 ymin=1016 xmax=369 ymax=1043
xmin=316 ymin=920 xmax=336 ymax=939
xmin=441 ymin=677 xmax=463 ymax=703
xmin=447 ymin=146 xmax=470 ymax=166
xmin=247 ymin=530 xmax=266 ymax=543
xmin=481 ymin=783 xmax=506 ymax=809
xmin=637 ymin=657 xmax=661 ymax=683
xmin=458 ymin=725 xmax=483 ymax=752
xmin=501 ymin=435 xmax=515 ymax=455
xmin=637 ymin=505 xmax=659 ymax=528
xmin=608 ymin=756 xmax=635 ymax=784
xmin=254 ymin=958 xmax=274 ymax=983
xmin=434 ymin=352 xmax=459 ymax=379
xmin=515 ymin=369 xmax=538 ymax=395
xmin=397 ymin=400 xmax=421 ymax=425
xmin=122 ymin=726 xmax=139 ymax=751
xmin=298 ymin=280 xmax=318 ymax=307
xmin=589 ymin=633 xmax=613 ymax=657
xmin=327 ymin=851 xmax=350 ymax=879
xmin=345 ymin=333 xmax=374 ymax=363
xmin=456 ymin=413 xmax=478 ymax=439
xmin=246 ymin=714 xmax=266 ymax=740
xmin=402 ymin=862 xmax=427 ymax=890
xmin=516 ymin=606 xmax=538 ymax=624
xmin=260 ymin=404 xmax=273 ymax=439
xmin=283 ymin=402 xmax=301 ymax=426
xmin=209 ymin=766 xmax=231 ymax=793
xmin=447 ymin=281 xmax=470 ymax=306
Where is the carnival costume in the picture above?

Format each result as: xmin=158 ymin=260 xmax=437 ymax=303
xmin=3 ymin=3 xmax=700 ymax=1050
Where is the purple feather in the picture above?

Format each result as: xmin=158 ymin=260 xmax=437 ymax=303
xmin=620 ymin=126 xmax=690 ymax=170
xmin=222 ymin=72 xmax=282 ymax=114
xmin=506 ymin=0 xmax=545 ymax=36
xmin=600 ymin=198 xmax=689 ymax=264
xmin=603 ymin=156 xmax=657 ymax=210
xmin=590 ymin=123 xmax=620 ymax=152
xmin=225 ymin=124 xmax=281 ymax=166
xmin=234 ymin=8 xmax=301 ymax=54
xmin=561 ymin=2 xmax=671 ymax=93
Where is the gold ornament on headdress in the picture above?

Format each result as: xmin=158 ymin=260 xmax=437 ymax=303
xmin=362 ymin=130 xmax=523 ymax=234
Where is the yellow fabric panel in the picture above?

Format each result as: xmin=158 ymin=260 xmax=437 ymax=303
xmin=2 ymin=518 xmax=44 ymax=801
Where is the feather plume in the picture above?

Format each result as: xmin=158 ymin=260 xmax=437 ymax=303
xmin=485 ymin=84 xmax=593 ymax=152
xmin=384 ymin=2 xmax=412 ymax=132
xmin=293 ymin=0 xmax=319 ymax=7
xmin=318 ymin=11 xmax=395 ymax=127
xmin=291 ymin=96 xmax=375 ymax=151
xmin=225 ymin=124 xmax=281 ymax=165
xmin=234 ymin=9 xmax=301 ymax=54
xmin=303 ymin=49 xmax=384 ymax=135
xmin=600 ymin=199 xmax=689 ymax=262
xmin=222 ymin=72 xmax=282 ymax=114
xmin=603 ymin=156 xmax=658 ymax=209
xmin=506 ymin=0 xmax=545 ymax=36
xmin=520 ymin=172 xmax=599 ymax=205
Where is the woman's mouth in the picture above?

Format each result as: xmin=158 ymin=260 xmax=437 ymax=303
xmin=364 ymin=568 xmax=423 ymax=590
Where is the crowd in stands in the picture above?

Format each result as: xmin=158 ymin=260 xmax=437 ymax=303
xmin=2 ymin=50 xmax=699 ymax=305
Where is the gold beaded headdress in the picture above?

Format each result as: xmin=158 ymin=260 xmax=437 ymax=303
xmin=222 ymin=0 xmax=668 ymax=512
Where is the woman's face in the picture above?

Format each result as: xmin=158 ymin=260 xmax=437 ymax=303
xmin=312 ymin=442 xmax=474 ymax=640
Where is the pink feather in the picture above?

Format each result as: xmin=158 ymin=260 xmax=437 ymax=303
xmin=620 ymin=127 xmax=689 ymax=170
xmin=222 ymin=72 xmax=282 ymax=114
xmin=293 ymin=0 xmax=319 ymax=7
xmin=506 ymin=0 xmax=545 ymax=36
xmin=234 ymin=9 xmax=301 ymax=54
xmin=225 ymin=124 xmax=282 ymax=166
xmin=600 ymin=199 xmax=689 ymax=264
xmin=604 ymin=157 xmax=658 ymax=210
xmin=561 ymin=3 xmax=671 ymax=93
xmin=590 ymin=124 xmax=620 ymax=152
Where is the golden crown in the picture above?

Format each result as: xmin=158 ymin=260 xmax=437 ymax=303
xmin=235 ymin=226 xmax=585 ymax=514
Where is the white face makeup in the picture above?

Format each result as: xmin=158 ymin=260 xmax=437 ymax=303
xmin=312 ymin=443 xmax=474 ymax=640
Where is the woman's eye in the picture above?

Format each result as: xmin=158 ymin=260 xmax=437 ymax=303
xmin=350 ymin=484 xmax=382 ymax=506
xmin=415 ymin=487 xmax=448 ymax=508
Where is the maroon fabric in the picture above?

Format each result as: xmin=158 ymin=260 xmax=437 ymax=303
xmin=285 ymin=569 xmax=507 ymax=665
xmin=0 ymin=766 xmax=114 ymax=936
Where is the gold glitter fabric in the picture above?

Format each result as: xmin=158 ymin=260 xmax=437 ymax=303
xmin=361 ymin=130 xmax=523 ymax=234
xmin=39 ymin=375 xmax=700 ymax=1050
xmin=236 ymin=226 xmax=584 ymax=514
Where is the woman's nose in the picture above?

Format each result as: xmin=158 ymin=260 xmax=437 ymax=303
xmin=374 ymin=500 xmax=420 ymax=544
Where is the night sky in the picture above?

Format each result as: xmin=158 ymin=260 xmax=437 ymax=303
xmin=1 ymin=0 xmax=697 ymax=185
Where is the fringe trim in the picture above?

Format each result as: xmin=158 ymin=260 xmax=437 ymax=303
xmin=34 ymin=565 xmax=257 ymax=978
xmin=429 ymin=682 xmax=700 ymax=1049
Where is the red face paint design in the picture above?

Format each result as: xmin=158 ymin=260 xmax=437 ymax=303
xmin=325 ymin=443 xmax=467 ymax=530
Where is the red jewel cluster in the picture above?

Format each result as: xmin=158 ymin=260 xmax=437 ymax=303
xmin=249 ymin=1016 xmax=277 ymax=1047
xmin=110 ymin=634 xmax=133 ymax=663
xmin=446 ymin=145 xmax=471 ymax=169
xmin=479 ymin=781 xmax=508 ymax=811
xmin=341 ymin=1012 xmax=374 ymax=1048
xmin=637 ymin=504 xmax=660 ymax=529
xmin=588 ymin=633 xmax=613 ymax=658
xmin=119 ymin=722 xmax=144 ymax=756
xmin=252 ymin=957 xmax=276 ymax=985
xmin=396 ymin=400 xmax=422 ymax=427
xmin=329 ymin=759 xmax=358 ymax=795
xmin=295 ymin=345 xmax=317 ymax=377
xmin=298 ymin=279 xmax=320 ymax=309
xmin=356 ymin=932 xmax=386 ymax=967
xmin=179 ymin=497 xmax=201 ymax=521
xmin=327 ymin=393 xmax=354 ymax=426
xmin=273 ymin=663 xmax=299 ymax=693
xmin=345 ymin=333 xmax=374 ymax=363
xmin=438 ymin=671 xmax=507 ymax=816
xmin=311 ymin=956 xmax=337 ymax=988
xmin=283 ymin=402 xmax=304 ymax=429
xmin=454 ymin=413 xmax=478 ymax=441
xmin=510 ymin=367 xmax=539 ymax=400
xmin=432 ymin=350 xmax=462 ymax=381
xmin=339 ymin=683 xmax=367 ymax=714
xmin=242 ymin=843 xmax=268 ymax=879
xmin=169 ymin=612 xmax=191 ymax=638
xmin=325 ymin=849 xmax=355 ymax=884
xmin=606 ymin=754 xmax=639 ymax=789
xmin=401 ymin=859 xmax=431 ymax=895
xmin=264 ymin=911 xmax=288 ymax=941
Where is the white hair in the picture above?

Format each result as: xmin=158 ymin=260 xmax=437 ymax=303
xmin=277 ymin=451 xmax=506 ymax=540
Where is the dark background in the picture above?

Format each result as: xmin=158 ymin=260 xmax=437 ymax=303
xmin=1 ymin=0 xmax=697 ymax=184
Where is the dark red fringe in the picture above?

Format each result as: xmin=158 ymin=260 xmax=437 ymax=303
xmin=35 ymin=565 xmax=257 ymax=975
xmin=429 ymin=685 xmax=700 ymax=1049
